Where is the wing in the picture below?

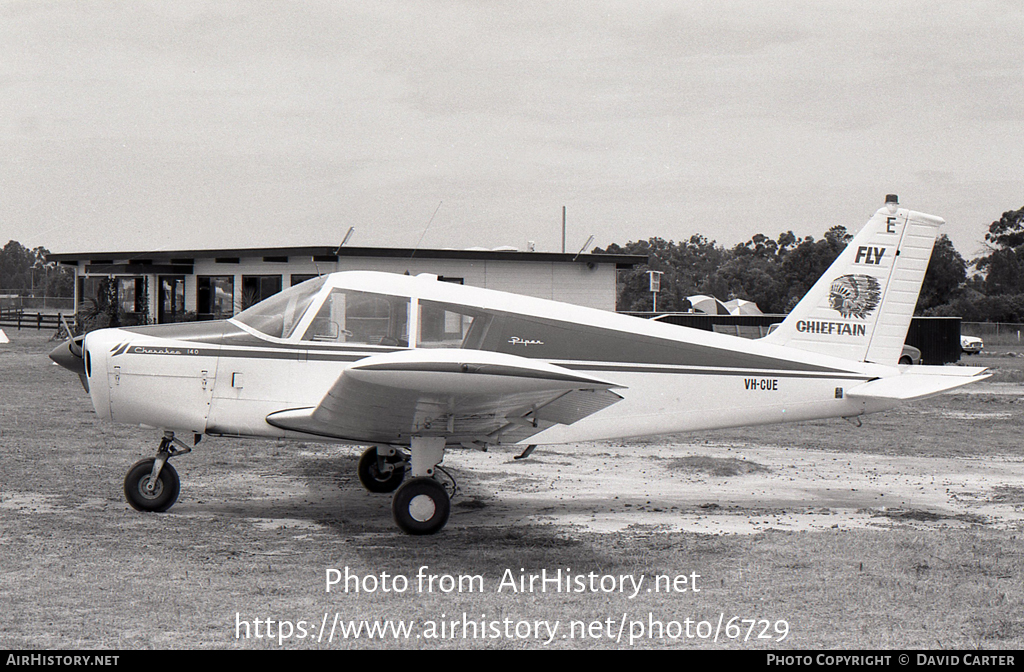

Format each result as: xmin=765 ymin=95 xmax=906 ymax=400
xmin=265 ymin=349 xmax=625 ymax=447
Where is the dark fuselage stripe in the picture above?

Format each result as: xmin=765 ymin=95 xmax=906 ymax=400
xmin=113 ymin=345 xmax=864 ymax=380
xmin=556 ymin=362 xmax=866 ymax=380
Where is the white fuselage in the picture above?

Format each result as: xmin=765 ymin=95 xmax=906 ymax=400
xmin=79 ymin=271 xmax=900 ymax=448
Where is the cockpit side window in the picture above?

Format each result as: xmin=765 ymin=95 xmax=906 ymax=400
xmin=301 ymin=288 xmax=409 ymax=346
xmin=232 ymin=275 xmax=327 ymax=339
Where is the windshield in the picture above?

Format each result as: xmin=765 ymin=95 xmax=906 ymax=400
xmin=232 ymin=275 xmax=327 ymax=339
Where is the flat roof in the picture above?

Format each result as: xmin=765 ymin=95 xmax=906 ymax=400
xmin=47 ymin=245 xmax=647 ymax=267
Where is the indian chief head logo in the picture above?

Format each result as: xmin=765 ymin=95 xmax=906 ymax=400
xmin=828 ymin=274 xmax=881 ymax=319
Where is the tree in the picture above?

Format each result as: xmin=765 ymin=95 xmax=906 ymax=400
xmin=0 ymin=240 xmax=75 ymax=296
xmin=984 ymin=206 xmax=1024 ymax=250
xmin=974 ymin=206 xmax=1024 ymax=296
xmin=916 ymin=234 xmax=967 ymax=314
xmin=0 ymin=240 xmax=33 ymax=290
xmin=775 ymin=232 xmax=848 ymax=312
xmin=599 ymin=236 xmax=728 ymax=312
xmin=600 ymin=227 xmax=853 ymax=314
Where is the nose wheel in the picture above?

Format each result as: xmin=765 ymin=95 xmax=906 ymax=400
xmin=124 ymin=458 xmax=180 ymax=512
xmin=123 ymin=431 xmax=194 ymax=513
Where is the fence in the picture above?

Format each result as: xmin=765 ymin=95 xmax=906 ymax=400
xmin=0 ymin=295 xmax=75 ymax=312
xmin=0 ymin=308 xmax=69 ymax=332
xmin=961 ymin=322 xmax=1024 ymax=345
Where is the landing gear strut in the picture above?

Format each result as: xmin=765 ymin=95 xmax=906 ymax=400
xmin=123 ymin=431 xmax=194 ymax=512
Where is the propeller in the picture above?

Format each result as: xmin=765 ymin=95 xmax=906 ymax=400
xmin=49 ymin=334 xmax=89 ymax=392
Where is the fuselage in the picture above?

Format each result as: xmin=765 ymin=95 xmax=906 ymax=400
xmin=75 ymin=271 xmax=900 ymax=447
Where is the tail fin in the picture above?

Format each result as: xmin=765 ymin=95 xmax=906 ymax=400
xmin=762 ymin=196 xmax=942 ymax=365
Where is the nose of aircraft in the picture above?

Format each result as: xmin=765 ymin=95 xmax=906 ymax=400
xmin=49 ymin=335 xmax=85 ymax=374
xmin=49 ymin=334 xmax=89 ymax=391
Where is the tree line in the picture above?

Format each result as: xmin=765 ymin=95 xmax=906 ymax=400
xmin=0 ymin=241 xmax=74 ymax=297
xmin=597 ymin=205 xmax=1024 ymax=322
xmin=3 ymin=204 xmax=1023 ymax=322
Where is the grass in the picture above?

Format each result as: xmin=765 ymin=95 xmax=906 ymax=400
xmin=1 ymin=330 xmax=1023 ymax=649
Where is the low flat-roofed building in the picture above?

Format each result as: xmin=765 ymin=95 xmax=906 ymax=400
xmin=47 ymin=245 xmax=645 ymax=325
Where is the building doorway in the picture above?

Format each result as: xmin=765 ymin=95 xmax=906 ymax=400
xmin=158 ymin=276 xmax=186 ymax=323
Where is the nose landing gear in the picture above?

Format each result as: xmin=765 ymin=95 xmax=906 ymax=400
xmin=123 ymin=431 xmax=195 ymax=512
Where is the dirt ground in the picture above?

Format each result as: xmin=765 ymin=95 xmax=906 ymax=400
xmin=446 ymin=434 xmax=1024 ymax=535
xmin=1 ymin=329 xmax=1022 ymax=649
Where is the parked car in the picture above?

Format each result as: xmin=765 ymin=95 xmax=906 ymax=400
xmin=899 ymin=344 xmax=922 ymax=365
xmin=960 ymin=334 xmax=984 ymax=355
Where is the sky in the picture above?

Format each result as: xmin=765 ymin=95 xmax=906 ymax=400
xmin=1 ymin=0 xmax=1022 ymax=260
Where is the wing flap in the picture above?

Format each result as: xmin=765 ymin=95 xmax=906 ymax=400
xmin=482 ymin=388 xmax=625 ymax=446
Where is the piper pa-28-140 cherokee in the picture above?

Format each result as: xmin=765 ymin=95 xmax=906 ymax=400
xmin=50 ymin=196 xmax=988 ymax=534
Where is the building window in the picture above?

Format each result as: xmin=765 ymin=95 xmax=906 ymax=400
xmin=78 ymin=276 xmax=107 ymax=315
xmin=241 ymin=275 xmax=283 ymax=310
xmin=117 ymin=277 xmax=148 ymax=322
xmin=75 ymin=276 xmax=148 ymax=327
xmin=197 ymin=276 xmax=234 ymax=320
xmin=290 ymin=273 xmax=319 ymax=287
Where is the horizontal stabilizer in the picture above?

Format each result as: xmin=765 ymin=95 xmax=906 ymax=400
xmin=846 ymin=366 xmax=989 ymax=401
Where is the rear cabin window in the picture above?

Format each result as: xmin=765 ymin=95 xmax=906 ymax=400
xmin=418 ymin=300 xmax=491 ymax=349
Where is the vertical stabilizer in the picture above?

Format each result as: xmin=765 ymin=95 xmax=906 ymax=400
xmin=762 ymin=196 xmax=943 ymax=365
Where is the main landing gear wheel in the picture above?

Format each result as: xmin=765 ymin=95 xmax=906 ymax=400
xmin=357 ymin=447 xmax=407 ymax=493
xmin=392 ymin=477 xmax=450 ymax=535
xmin=124 ymin=458 xmax=180 ymax=512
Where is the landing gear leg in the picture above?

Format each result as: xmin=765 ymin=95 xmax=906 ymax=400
xmin=123 ymin=431 xmax=195 ymax=512
xmin=391 ymin=437 xmax=450 ymax=535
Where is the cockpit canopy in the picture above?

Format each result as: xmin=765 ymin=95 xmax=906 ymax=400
xmin=230 ymin=274 xmax=487 ymax=349
xmin=231 ymin=275 xmax=326 ymax=339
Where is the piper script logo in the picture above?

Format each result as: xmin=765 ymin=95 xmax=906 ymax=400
xmin=508 ymin=337 xmax=544 ymax=347
xmin=828 ymin=274 xmax=881 ymax=319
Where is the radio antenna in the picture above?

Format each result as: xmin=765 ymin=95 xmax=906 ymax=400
xmin=335 ymin=227 xmax=355 ymax=255
xmin=411 ymin=200 xmax=442 ymax=258
xmin=572 ymin=234 xmax=595 ymax=261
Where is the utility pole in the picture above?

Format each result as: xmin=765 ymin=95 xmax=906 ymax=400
xmin=561 ymin=206 xmax=566 ymax=254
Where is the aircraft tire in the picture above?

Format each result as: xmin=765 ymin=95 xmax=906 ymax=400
xmin=124 ymin=459 xmax=180 ymax=513
xmin=357 ymin=447 xmax=407 ymax=493
xmin=392 ymin=477 xmax=450 ymax=535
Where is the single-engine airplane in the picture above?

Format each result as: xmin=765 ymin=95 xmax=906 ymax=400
xmin=50 ymin=196 xmax=989 ymax=534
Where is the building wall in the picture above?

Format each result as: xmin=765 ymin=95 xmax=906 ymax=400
xmin=73 ymin=254 xmax=619 ymax=325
